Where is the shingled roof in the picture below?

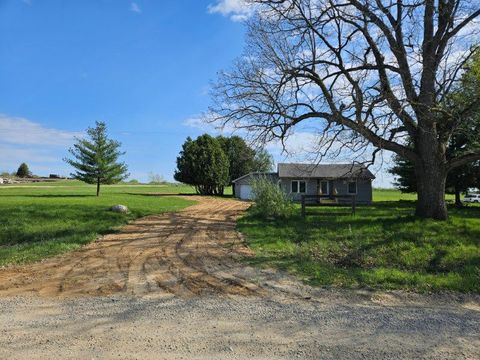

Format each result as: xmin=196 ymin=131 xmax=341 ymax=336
xmin=277 ymin=163 xmax=375 ymax=179
xmin=231 ymin=172 xmax=279 ymax=183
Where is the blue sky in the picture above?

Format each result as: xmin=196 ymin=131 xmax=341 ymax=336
xmin=0 ymin=0 xmax=394 ymax=186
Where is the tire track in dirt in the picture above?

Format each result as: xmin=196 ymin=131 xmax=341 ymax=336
xmin=0 ymin=196 xmax=263 ymax=298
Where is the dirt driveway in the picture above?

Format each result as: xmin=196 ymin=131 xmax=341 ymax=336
xmin=0 ymin=196 xmax=479 ymax=359
xmin=0 ymin=196 xmax=258 ymax=298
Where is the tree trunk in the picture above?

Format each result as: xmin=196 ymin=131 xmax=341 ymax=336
xmin=415 ymin=164 xmax=448 ymax=219
xmin=414 ymin=134 xmax=448 ymax=220
xmin=454 ymin=186 xmax=463 ymax=208
xmin=413 ymin=120 xmax=450 ymax=220
xmin=96 ymin=177 xmax=101 ymax=197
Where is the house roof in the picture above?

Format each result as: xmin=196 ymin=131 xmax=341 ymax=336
xmin=232 ymin=172 xmax=278 ymax=183
xmin=277 ymin=163 xmax=375 ymax=179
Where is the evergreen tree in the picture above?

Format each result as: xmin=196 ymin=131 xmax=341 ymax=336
xmin=174 ymin=134 xmax=229 ymax=195
xmin=16 ymin=163 xmax=31 ymax=178
xmin=64 ymin=121 xmax=128 ymax=196
xmin=390 ymin=147 xmax=480 ymax=207
xmin=217 ymin=136 xmax=275 ymax=184
xmin=217 ymin=136 xmax=256 ymax=184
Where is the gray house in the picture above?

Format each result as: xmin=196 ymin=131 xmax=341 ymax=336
xmin=232 ymin=163 xmax=375 ymax=204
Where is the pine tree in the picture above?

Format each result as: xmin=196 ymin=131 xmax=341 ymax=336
xmin=217 ymin=135 xmax=256 ymax=185
xmin=174 ymin=134 xmax=229 ymax=195
xmin=64 ymin=121 xmax=128 ymax=196
xmin=16 ymin=163 xmax=31 ymax=178
xmin=216 ymin=136 xmax=274 ymax=185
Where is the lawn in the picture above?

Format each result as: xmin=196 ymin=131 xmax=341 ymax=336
xmin=0 ymin=181 xmax=196 ymax=266
xmin=238 ymin=189 xmax=480 ymax=293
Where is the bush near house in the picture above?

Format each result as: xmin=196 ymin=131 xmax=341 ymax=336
xmin=250 ymin=177 xmax=294 ymax=219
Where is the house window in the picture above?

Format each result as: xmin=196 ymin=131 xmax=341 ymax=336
xmin=348 ymin=181 xmax=357 ymax=194
xmin=291 ymin=180 xmax=306 ymax=193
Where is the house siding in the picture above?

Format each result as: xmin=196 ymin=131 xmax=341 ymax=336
xmin=279 ymin=178 xmax=317 ymax=201
xmin=280 ymin=178 xmax=372 ymax=204
xmin=232 ymin=169 xmax=373 ymax=204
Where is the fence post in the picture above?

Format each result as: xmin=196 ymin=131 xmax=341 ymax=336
xmin=301 ymin=195 xmax=306 ymax=218
xmin=352 ymin=196 xmax=356 ymax=215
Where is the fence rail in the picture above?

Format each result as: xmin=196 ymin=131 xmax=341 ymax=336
xmin=301 ymin=194 xmax=356 ymax=217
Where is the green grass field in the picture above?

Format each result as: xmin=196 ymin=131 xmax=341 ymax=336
xmin=238 ymin=189 xmax=480 ymax=293
xmin=1 ymin=183 xmax=478 ymax=293
xmin=0 ymin=181 xmax=196 ymax=266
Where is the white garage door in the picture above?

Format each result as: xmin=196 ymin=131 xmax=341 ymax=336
xmin=239 ymin=185 xmax=254 ymax=200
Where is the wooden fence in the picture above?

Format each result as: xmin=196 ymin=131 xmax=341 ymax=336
xmin=301 ymin=194 xmax=356 ymax=217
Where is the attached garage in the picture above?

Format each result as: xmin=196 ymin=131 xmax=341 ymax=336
xmin=238 ymin=184 xmax=253 ymax=200
xmin=232 ymin=172 xmax=279 ymax=200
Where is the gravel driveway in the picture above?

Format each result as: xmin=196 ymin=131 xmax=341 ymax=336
xmin=0 ymin=197 xmax=478 ymax=359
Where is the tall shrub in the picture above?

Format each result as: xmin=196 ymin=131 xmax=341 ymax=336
xmin=250 ymin=176 xmax=294 ymax=219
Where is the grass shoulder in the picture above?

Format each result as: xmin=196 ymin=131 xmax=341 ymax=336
xmin=237 ymin=193 xmax=479 ymax=293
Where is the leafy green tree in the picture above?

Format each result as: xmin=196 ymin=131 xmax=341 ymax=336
xmin=16 ymin=163 xmax=31 ymax=178
xmin=64 ymin=121 xmax=129 ymax=196
xmin=174 ymin=134 xmax=229 ymax=195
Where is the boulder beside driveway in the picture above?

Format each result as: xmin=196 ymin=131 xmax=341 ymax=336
xmin=111 ymin=205 xmax=129 ymax=213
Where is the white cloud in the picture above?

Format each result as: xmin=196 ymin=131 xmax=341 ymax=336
xmin=21 ymin=0 xmax=32 ymax=5
xmin=183 ymin=113 xmax=238 ymax=134
xmin=130 ymin=2 xmax=141 ymax=14
xmin=0 ymin=114 xmax=80 ymax=146
xmin=0 ymin=146 xmax=58 ymax=164
xmin=0 ymin=115 xmax=81 ymax=176
xmin=183 ymin=116 xmax=206 ymax=130
xmin=208 ymin=0 xmax=253 ymax=22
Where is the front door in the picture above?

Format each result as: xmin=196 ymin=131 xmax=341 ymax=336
xmin=317 ymin=180 xmax=329 ymax=195
xmin=321 ymin=180 xmax=329 ymax=195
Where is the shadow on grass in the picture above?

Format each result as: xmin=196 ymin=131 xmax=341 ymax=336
xmin=126 ymin=192 xmax=234 ymax=199
xmin=0 ymin=194 xmax=95 ymax=198
xmin=126 ymin=192 xmax=196 ymax=197
xmin=0 ymin=204 xmax=129 ymax=247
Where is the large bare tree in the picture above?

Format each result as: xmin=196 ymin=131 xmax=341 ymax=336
xmin=211 ymin=0 xmax=480 ymax=220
